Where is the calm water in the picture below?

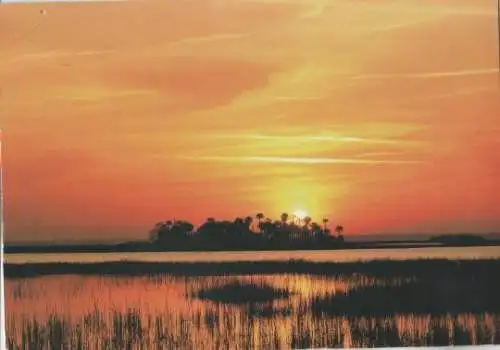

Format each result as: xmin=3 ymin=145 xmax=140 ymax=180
xmin=6 ymin=248 xmax=500 ymax=348
xmin=5 ymin=273 xmax=500 ymax=349
xmin=6 ymin=246 xmax=500 ymax=264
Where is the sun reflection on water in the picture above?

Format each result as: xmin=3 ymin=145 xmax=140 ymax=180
xmin=5 ymin=273 xmax=499 ymax=349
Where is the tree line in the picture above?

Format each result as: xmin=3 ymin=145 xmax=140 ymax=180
xmin=148 ymin=212 xmax=345 ymax=250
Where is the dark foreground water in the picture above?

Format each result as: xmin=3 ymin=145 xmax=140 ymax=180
xmin=5 ymin=259 xmax=500 ymax=349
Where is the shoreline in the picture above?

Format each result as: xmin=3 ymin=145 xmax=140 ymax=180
xmin=5 ymin=240 xmax=500 ymax=254
xmin=5 ymin=258 xmax=500 ymax=279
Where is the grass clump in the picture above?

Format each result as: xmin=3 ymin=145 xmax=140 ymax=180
xmin=194 ymin=281 xmax=291 ymax=304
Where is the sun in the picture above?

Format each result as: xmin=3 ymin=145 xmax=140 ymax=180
xmin=293 ymin=209 xmax=308 ymax=220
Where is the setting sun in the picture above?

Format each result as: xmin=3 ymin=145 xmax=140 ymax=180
xmin=293 ymin=210 xmax=308 ymax=220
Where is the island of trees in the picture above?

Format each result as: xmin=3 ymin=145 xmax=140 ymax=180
xmin=5 ymin=215 xmax=498 ymax=254
xmin=148 ymin=212 xmax=345 ymax=251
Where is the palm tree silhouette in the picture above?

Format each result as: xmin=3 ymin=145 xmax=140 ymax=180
xmin=311 ymin=222 xmax=322 ymax=235
xmin=335 ymin=225 xmax=345 ymax=242
xmin=256 ymin=213 xmax=264 ymax=231
xmin=335 ymin=225 xmax=344 ymax=236
xmin=280 ymin=212 xmax=289 ymax=226
xmin=244 ymin=216 xmax=253 ymax=228
xmin=148 ymin=211 xmax=349 ymax=250
xmin=322 ymin=217 xmax=329 ymax=232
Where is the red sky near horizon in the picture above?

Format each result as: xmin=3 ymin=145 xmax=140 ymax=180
xmin=1 ymin=0 xmax=499 ymax=243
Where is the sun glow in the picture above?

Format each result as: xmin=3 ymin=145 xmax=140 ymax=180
xmin=293 ymin=210 xmax=308 ymax=220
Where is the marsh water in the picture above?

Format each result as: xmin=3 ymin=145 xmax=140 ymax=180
xmin=6 ymin=246 xmax=500 ymax=264
xmin=5 ymin=247 xmax=500 ymax=349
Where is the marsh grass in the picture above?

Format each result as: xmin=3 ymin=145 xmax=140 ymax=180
xmin=6 ymin=258 xmax=500 ymax=279
xmin=5 ymin=259 xmax=500 ymax=348
xmin=311 ymin=266 xmax=500 ymax=316
xmin=312 ymin=281 xmax=500 ymax=316
xmin=7 ymin=311 xmax=499 ymax=349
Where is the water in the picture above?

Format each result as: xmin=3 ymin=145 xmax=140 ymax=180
xmin=5 ymin=248 xmax=500 ymax=348
xmin=5 ymin=273 xmax=500 ymax=349
xmin=6 ymin=246 xmax=500 ymax=264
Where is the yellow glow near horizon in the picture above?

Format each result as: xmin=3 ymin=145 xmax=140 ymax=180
xmin=293 ymin=210 xmax=308 ymax=220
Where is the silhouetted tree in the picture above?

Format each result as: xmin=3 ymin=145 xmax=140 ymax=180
xmin=256 ymin=213 xmax=264 ymax=225
xmin=280 ymin=212 xmax=289 ymax=226
xmin=197 ymin=218 xmax=227 ymax=246
xmin=303 ymin=216 xmax=311 ymax=226
xmin=149 ymin=212 xmax=347 ymax=250
xmin=156 ymin=220 xmax=194 ymax=246
xmin=311 ymin=222 xmax=322 ymax=239
xmin=148 ymin=222 xmax=162 ymax=242
xmin=322 ymin=217 xmax=329 ymax=232
xmin=335 ymin=225 xmax=344 ymax=241
xmin=244 ymin=216 xmax=253 ymax=228
xmin=234 ymin=217 xmax=244 ymax=226
xmin=334 ymin=225 xmax=342 ymax=233
xmin=259 ymin=219 xmax=274 ymax=240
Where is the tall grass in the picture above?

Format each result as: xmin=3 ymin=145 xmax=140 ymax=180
xmin=311 ymin=280 xmax=500 ymax=316
xmin=7 ymin=311 xmax=499 ymax=349
xmin=5 ymin=259 xmax=500 ymax=348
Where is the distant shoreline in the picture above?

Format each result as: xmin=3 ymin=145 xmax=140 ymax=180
xmin=4 ymin=239 xmax=500 ymax=254
xmin=4 ymin=258 xmax=500 ymax=279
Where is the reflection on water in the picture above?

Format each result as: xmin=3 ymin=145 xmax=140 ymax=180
xmin=6 ymin=246 xmax=500 ymax=264
xmin=6 ymin=273 xmax=499 ymax=349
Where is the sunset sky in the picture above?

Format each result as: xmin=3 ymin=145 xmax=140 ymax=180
xmin=1 ymin=0 xmax=499 ymax=243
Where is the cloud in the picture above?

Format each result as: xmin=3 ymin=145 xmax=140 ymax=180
xmin=299 ymin=0 xmax=330 ymax=19
xmin=170 ymin=33 xmax=251 ymax=45
xmin=415 ymin=87 xmax=496 ymax=101
xmin=175 ymin=155 xmax=422 ymax=165
xmin=106 ymin=57 xmax=277 ymax=109
xmin=350 ymin=68 xmax=499 ymax=81
xmin=298 ymin=0 xmax=497 ymax=20
xmin=206 ymin=133 xmax=416 ymax=145
xmin=214 ymin=62 xmax=344 ymax=112
xmin=366 ymin=18 xmax=441 ymax=33
xmin=0 ymin=50 xmax=116 ymax=66
xmin=53 ymin=87 xmax=156 ymax=101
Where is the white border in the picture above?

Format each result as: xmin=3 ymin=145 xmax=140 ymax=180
xmin=0 ymin=130 xmax=6 ymax=350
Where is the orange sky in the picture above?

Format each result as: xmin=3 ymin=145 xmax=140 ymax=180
xmin=1 ymin=0 xmax=500 ymax=243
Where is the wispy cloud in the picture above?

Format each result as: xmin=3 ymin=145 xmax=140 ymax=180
xmin=352 ymin=152 xmax=407 ymax=158
xmin=176 ymin=155 xmax=422 ymax=165
xmin=171 ymin=33 xmax=251 ymax=45
xmin=416 ymin=87 xmax=496 ymax=101
xmin=331 ymin=1 xmax=497 ymax=17
xmin=207 ymin=133 xmax=417 ymax=145
xmin=0 ymin=50 xmax=115 ymax=64
xmin=350 ymin=68 xmax=499 ymax=81
xmin=366 ymin=18 xmax=440 ymax=33
xmin=273 ymin=95 xmax=324 ymax=101
xmin=298 ymin=0 xmax=497 ymax=20
xmin=299 ymin=0 xmax=330 ymax=19
xmin=54 ymin=88 xmax=155 ymax=101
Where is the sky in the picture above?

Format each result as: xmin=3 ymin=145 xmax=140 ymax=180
xmin=1 ymin=0 xmax=499 ymax=243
